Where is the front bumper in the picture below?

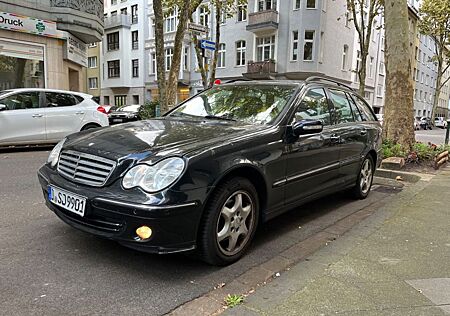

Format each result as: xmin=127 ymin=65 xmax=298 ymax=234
xmin=37 ymin=165 xmax=205 ymax=254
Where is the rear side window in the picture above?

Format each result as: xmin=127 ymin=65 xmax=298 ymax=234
xmin=352 ymin=94 xmax=377 ymax=121
xmin=293 ymin=88 xmax=331 ymax=125
xmin=328 ymin=89 xmax=354 ymax=124
xmin=74 ymin=95 xmax=84 ymax=104
xmin=45 ymin=92 xmax=77 ymax=107
xmin=346 ymin=92 xmax=363 ymax=122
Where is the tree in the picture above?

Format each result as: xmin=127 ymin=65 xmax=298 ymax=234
xmin=346 ymin=0 xmax=383 ymax=96
xmin=419 ymin=0 xmax=450 ymax=120
xmin=382 ymin=0 xmax=415 ymax=148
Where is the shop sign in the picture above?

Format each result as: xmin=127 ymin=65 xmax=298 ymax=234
xmin=63 ymin=33 xmax=87 ymax=67
xmin=0 ymin=12 xmax=63 ymax=38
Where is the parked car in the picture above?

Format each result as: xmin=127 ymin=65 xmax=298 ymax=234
xmin=0 ymin=88 xmax=109 ymax=147
xmin=419 ymin=117 xmax=433 ymax=130
xmin=38 ymin=77 xmax=382 ymax=265
xmin=108 ymin=104 xmax=141 ymax=125
xmin=414 ymin=117 xmax=420 ymax=130
xmin=434 ymin=117 xmax=448 ymax=129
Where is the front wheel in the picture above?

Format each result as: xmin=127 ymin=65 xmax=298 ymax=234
xmin=352 ymin=156 xmax=374 ymax=199
xmin=198 ymin=177 xmax=259 ymax=266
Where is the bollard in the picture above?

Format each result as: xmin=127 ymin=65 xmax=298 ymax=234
xmin=446 ymin=120 xmax=450 ymax=145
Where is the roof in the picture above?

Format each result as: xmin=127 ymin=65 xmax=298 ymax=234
xmin=0 ymin=88 xmax=93 ymax=98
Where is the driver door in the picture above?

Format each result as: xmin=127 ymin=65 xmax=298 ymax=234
xmin=0 ymin=91 xmax=46 ymax=146
xmin=284 ymin=88 xmax=341 ymax=206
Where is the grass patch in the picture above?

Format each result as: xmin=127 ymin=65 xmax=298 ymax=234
xmin=224 ymin=294 xmax=244 ymax=308
xmin=382 ymin=140 xmax=450 ymax=164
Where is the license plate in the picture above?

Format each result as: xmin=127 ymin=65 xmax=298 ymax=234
xmin=113 ymin=119 xmax=123 ymax=123
xmin=48 ymin=186 xmax=86 ymax=217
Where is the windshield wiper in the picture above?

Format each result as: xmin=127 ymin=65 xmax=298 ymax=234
xmin=203 ymin=115 xmax=237 ymax=122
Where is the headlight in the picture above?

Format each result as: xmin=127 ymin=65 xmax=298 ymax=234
xmin=122 ymin=157 xmax=185 ymax=193
xmin=47 ymin=138 xmax=66 ymax=168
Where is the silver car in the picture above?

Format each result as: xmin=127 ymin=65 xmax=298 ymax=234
xmin=0 ymin=88 xmax=109 ymax=146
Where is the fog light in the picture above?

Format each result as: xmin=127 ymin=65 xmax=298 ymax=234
xmin=136 ymin=226 xmax=152 ymax=240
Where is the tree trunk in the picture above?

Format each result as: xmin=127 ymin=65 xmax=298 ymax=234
xmin=382 ymin=0 xmax=415 ymax=149
xmin=152 ymin=0 xmax=167 ymax=113
xmin=209 ymin=3 xmax=222 ymax=87
xmin=166 ymin=0 xmax=191 ymax=108
xmin=359 ymin=53 xmax=367 ymax=97
xmin=431 ymin=63 xmax=442 ymax=120
xmin=191 ymin=30 xmax=209 ymax=89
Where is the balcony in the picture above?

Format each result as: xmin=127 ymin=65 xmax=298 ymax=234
xmin=246 ymin=10 xmax=279 ymax=33
xmin=244 ymin=60 xmax=277 ymax=79
xmin=105 ymin=14 xmax=131 ymax=30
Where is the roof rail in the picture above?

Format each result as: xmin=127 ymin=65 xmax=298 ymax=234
xmin=225 ymin=78 xmax=253 ymax=84
xmin=305 ymin=76 xmax=355 ymax=91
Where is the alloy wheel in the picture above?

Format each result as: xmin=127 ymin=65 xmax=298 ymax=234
xmin=360 ymin=158 xmax=373 ymax=194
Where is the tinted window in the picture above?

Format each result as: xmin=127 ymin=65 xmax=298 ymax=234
xmin=293 ymin=88 xmax=331 ymax=125
xmin=352 ymin=94 xmax=377 ymax=121
xmin=169 ymin=85 xmax=296 ymax=125
xmin=0 ymin=92 xmax=40 ymax=110
xmin=74 ymin=95 xmax=84 ymax=104
xmin=346 ymin=93 xmax=363 ymax=122
xmin=328 ymin=89 xmax=354 ymax=124
xmin=45 ymin=92 xmax=76 ymax=107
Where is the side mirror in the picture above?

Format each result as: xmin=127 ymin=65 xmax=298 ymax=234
xmin=292 ymin=119 xmax=323 ymax=136
xmin=0 ymin=104 xmax=7 ymax=111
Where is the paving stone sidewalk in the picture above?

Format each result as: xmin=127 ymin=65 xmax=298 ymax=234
xmin=224 ymin=167 xmax=450 ymax=316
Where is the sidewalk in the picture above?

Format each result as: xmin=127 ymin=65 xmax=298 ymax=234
xmin=224 ymin=167 xmax=450 ymax=316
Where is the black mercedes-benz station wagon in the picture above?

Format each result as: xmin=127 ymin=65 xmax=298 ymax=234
xmin=38 ymin=77 xmax=382 ymax=265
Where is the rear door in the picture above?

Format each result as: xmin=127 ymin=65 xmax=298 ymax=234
xmin=284 ymin=87 xmax=341 ymax=205
xmin=327 ymin=89 xmax=367 ymax=184
xmin=0 ymin=91 xmax=46 ymax=145
xmin=43 ymin=92 xmax=86 ymax=141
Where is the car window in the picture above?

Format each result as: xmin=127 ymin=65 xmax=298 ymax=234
xmin=74 ymin=95 xmax=84 ymax=104
xmin=346 ymin=93 xmax=363 ymax=122
xmin=292 ymin=88 xmax=331 ymax=125
xmin=168 ymin=85 xmax=296 ymax=125
xmin=352 ymin=94 xmax=377 ymax=121
xmin=0 ymin=92 xmax=40 ymax=110
xmin=45 ymin=92 xmax=77 ymax=107
xmin=328 ymin=89 xmax=354 ymax=124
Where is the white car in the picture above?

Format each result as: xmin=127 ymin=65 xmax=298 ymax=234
xmin=0 ymin=88 xmax=109 ymax=147
xmin=434 ymin=117 xmax=448 ymax=129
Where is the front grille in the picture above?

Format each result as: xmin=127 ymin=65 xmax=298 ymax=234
xmin=57 ymin=150 xmax=116 ymax=187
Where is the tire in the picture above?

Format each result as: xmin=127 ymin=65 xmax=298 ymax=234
xmin=198 ymin=177 xmax=259 ymax=266
xmin=352 ymin=155 xmax=375 ymax=200
xmin=81 ymin=123 xmax=100 ymax=131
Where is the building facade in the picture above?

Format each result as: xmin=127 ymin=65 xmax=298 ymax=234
xmin=87 ymin=42 xmax=102 ymax=102
xmin=101 ymin=0 xmax=148 ymax=106
xmin=0 ymin=1 xmax=103 ymax=92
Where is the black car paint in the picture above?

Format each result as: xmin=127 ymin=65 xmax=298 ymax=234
xmin=37 ymin=81 xmax=382 ymax=253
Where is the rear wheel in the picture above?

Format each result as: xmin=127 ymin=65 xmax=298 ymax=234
xmin=352 ymin=155 xmax=374 ymax=199
xmin=81 ymin=123 xmax=100 ymax=131
xmin=198 ymin=177 xmax=259 ymax=266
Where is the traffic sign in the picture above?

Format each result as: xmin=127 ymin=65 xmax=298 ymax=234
xmin=188 ymin=22 xmax=209 ymax=35
xmin=200 ymin=39 xmax=216 ymax=51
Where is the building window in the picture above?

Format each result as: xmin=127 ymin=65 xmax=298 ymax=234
xmin=303 ymin=30 xmax=315 ymax=61
xmin=184 ymin=46 xmax=189 ymax=71
xmin=256 ymin=35 xmax=275 ymax=61
xmin=198 ymin=5 xmax=209 ymax=27
xmin=218 ymin=43 xmax=226 ymax=68
xmin=237 ymin=3 xmax=247 ymax=21
xmin=88 ymin=77 xmax=98 ymax=89
xmin=120 ymin=7 xmax=127 ymax=15
xmin=377 ymin=84 xmax=383 ymax=97
xmin=108 ymin=60 xmax=120 ymax=78
xmin=111 ymin=11 xmax=117 ymax=16
xmin=132 ymin=59 xmax=139 ymax=77
xmin=133 ymin=95 xmax=139 ymax=105
xmin=150 ymin=53 xmax=156 ymax=74
xmin=114 ymin=95 xmax=127 ymax=106
xmin=88 ymin=56 xmax=97 ymax=68
xmin=165 ymin=9 xmax=177 ymax=33
xmin=131 ymin=5 xmax=138 ymax=24
xmin=236 ymin=40 xmax=246 ymax=66
xmin=107 ymin=32 xmax=119 ymax=51
xmin=165 ymin=48 xmax=173 ymax=71
xmin=342 ymin=45 xmax=348 ymax=70
xmin=111 ymin=0 xmax=117 ymax=5
xmin=88 ymin=43 xmax=98 ymax=48
xmin=306 ymin=0 xmax=316 ymax=9
xmin=104 ymin=96 xmax=110 ymax=105
xmin=379 ymin=61 xmax=384 ymax=75
xmin=369 ymin=56 xmax=374 ymax=78
xmin=132 ymin=31 xmax=138 ymax=50
xmin=151 ymin=18 xmax=155 ymax=38
xmin=291 ymin=31 xmax=299 ymax=61
xmin=294 ymin=0 xmax=301 ymax=9
xmin=258 ymin=0 xmax=277 ymax=11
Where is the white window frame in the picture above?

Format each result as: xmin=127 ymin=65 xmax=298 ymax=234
xmin=294 ymin=0 xmax=301 ymax=10
xmin=257 ymin=0 xmax=277 ymax=11
xmin=218 ymin=43 xmax=226 ymax=68
xmin=303 ymin=30 xmax=315 ymax=61
xmin=88 ymin=77 xmax=98 ymax=89
xmin=198 ymin=5 xmax=209 ymax=27
xmin=165 ymin=48 xmax=173 ymax=71
xmin=88 ymin=56 xmax=97 ymax=68
xmin=237 ymin=3 xmax=247 ymax=21
xmin=183 ymin=46 xmax=189 ymax=71
xmin=291 ymin=30 xmax=299 ymax=61
xmin=236 ymin=40 xmax=246 ymax=66
xmin=306 ymin=0 xmax=317 ymax=9
xmin=256 ymin=35 xmax=276 ymax=61
xmin=165 ymin=9 xmax=177 ymax=33
xmin=342 ymin=45 xmax=348 ymax=70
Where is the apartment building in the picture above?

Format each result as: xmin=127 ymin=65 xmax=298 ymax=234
xmin=102 ymin=0 xmax=148 ymax=106
xmin=0 ymin=1 xmax=103 ymax=92
xmin=87 ymin=43 xmax=102 ymax=102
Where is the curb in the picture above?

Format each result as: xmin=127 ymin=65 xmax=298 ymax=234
xmin=375 ymin=168 xmax=428 ymax=183
xmin=167 ymin=199 xmax=389 ymax=316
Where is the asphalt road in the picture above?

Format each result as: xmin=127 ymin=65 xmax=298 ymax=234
xmin=415 ymin=127 xmax=447 ymax=145
xmin=0 ymin=149 xmax=398 ymax=315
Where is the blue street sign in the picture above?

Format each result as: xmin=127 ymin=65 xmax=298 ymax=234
xmin=200 ymin=39 xmax=216 ymax=51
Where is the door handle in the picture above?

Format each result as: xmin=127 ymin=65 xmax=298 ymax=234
xmin=32 ymin=114 xmax=43 ymax=118
xmin=75 ymin=111 xmax=85 ymax=115
xmin=360 ymin=129 xmax=368 ymax=136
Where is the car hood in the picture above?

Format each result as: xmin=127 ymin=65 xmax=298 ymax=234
xmin=63 ymin=117 xmax=269 ymax=162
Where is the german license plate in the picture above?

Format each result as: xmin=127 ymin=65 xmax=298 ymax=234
xmin=113 ymin=119 xmax=123 ymax=123
xmin=48 ymin=186 xmax=86 ymax=217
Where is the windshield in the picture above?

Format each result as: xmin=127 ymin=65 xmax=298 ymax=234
xmin=117 ymin=105 xmax=140 ymax=112
xmin=167 ymin=84 xmax=296 ymax=124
